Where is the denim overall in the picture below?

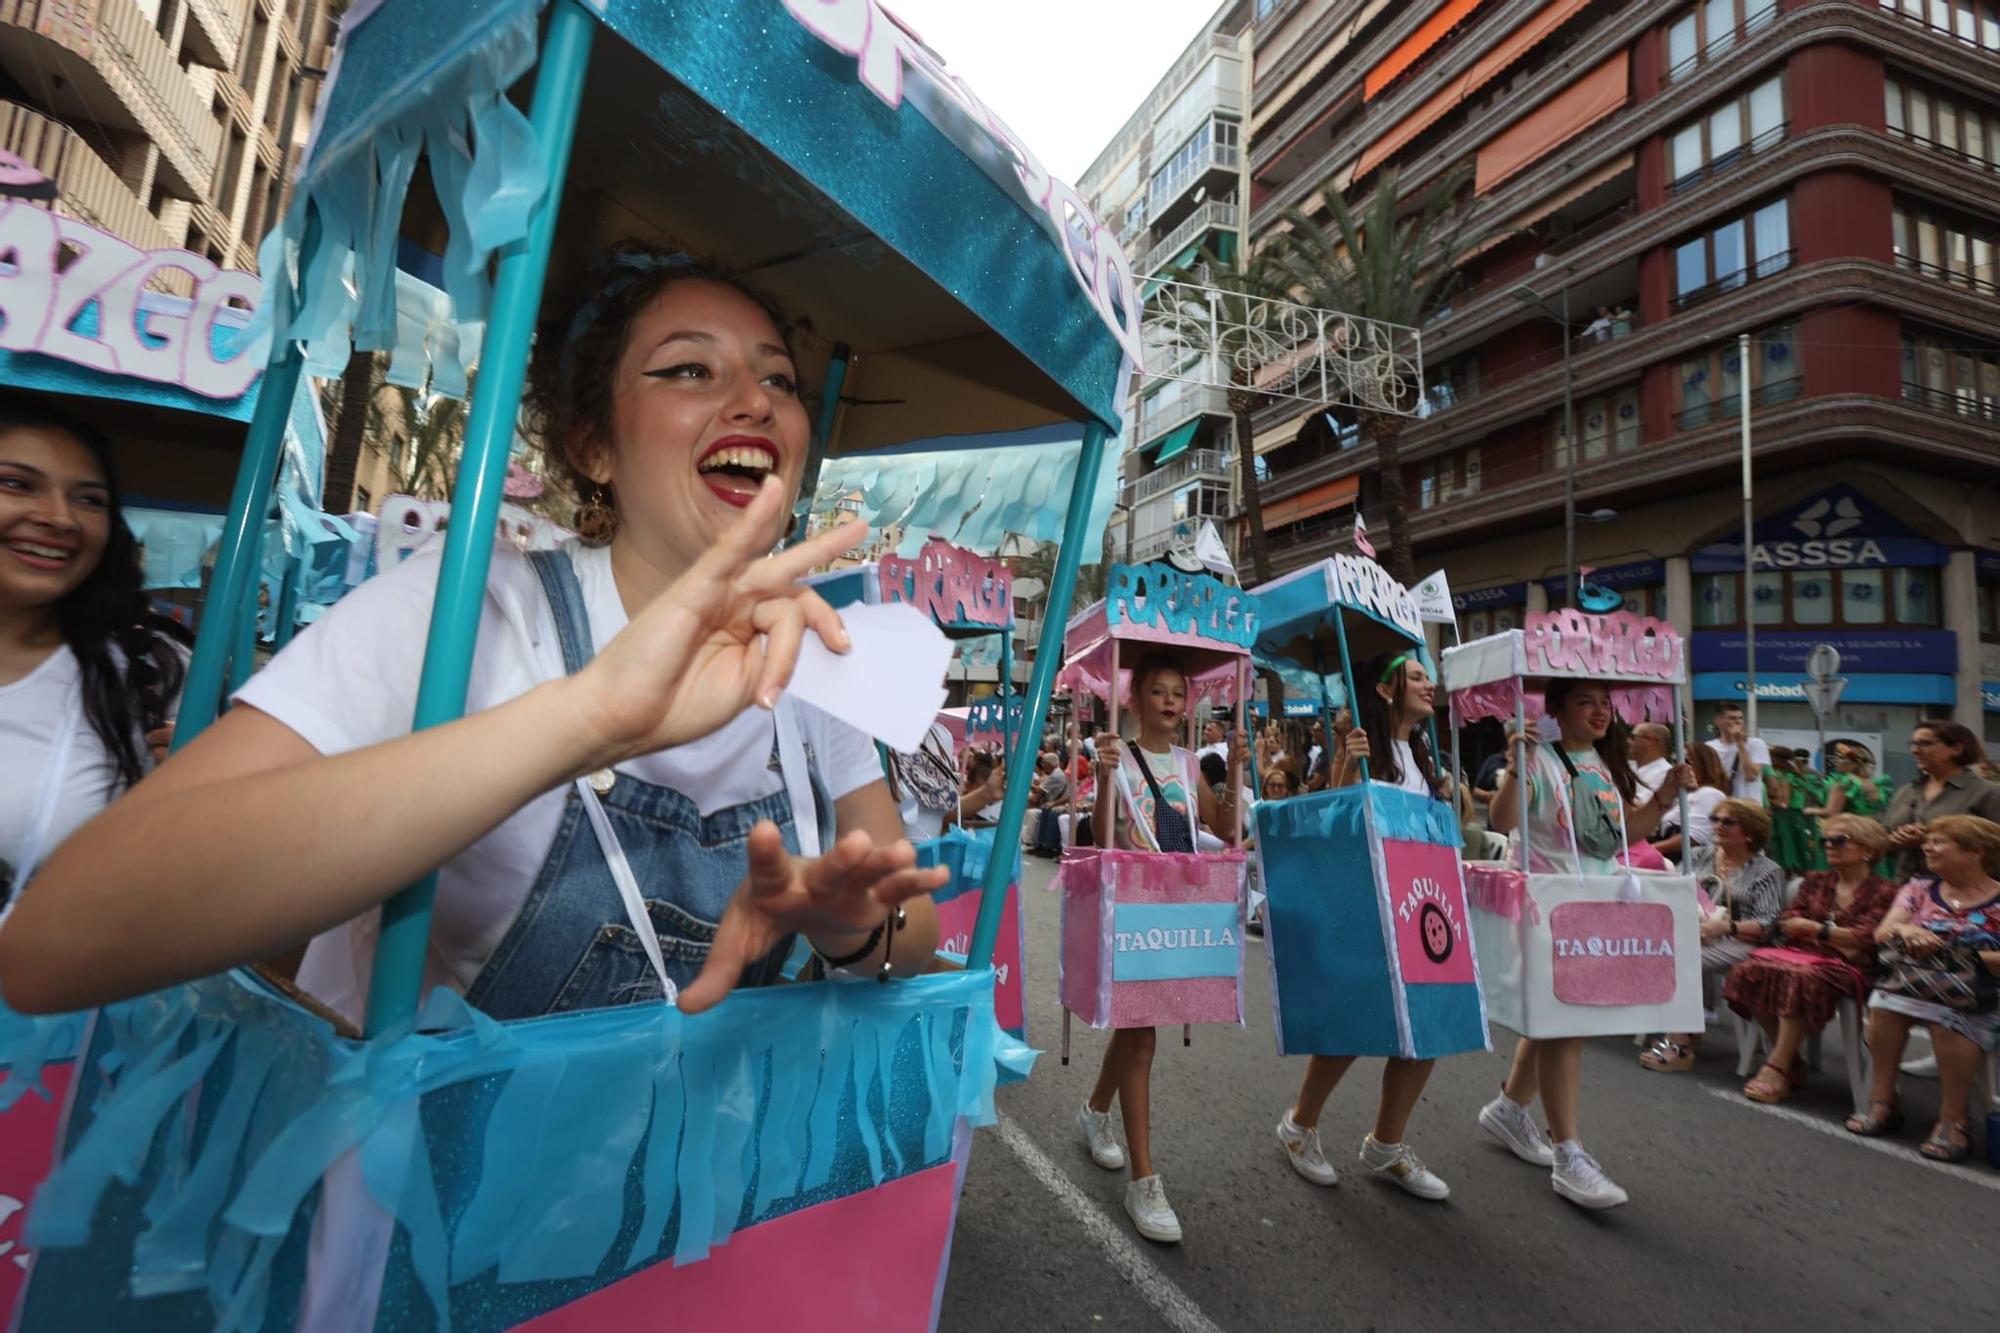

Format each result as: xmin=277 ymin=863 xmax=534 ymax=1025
xmin=459 ymin=550 xmax=835 ymax=1022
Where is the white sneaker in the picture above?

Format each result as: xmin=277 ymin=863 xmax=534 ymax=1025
xmin=1078 ymin=1104 xmax=1125 ymax=1170
xmin=1900 ymin=1053 xmax=1939 ymax=1078
xmin=1124 ymin=1174 xmax=1183 ymax=1243
xmin=1360 ymin=1133 xmax=1450 ymax=1201
xmin=1477 ymin=1093 xmax=1555 ymax=1167
xmin=1275 ymin=1113 xmax=1339 ymax=1186
xmin=1551 ymin=1141 xmax=1629 ymax=1210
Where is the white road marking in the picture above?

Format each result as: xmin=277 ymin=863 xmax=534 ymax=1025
xmin=1703 ymin=1087 xmax=2000 ymax=1192
xmin=993 ymin=1114 xmax=1226 ymax=1333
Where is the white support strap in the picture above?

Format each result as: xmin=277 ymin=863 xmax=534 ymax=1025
xmin=575 ymin=778 xmax=677 ymax=1007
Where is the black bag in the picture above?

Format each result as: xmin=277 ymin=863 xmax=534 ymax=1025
xmin=1132 ymin=749 xmax=1196 ymax=854
xmin=1876 ymin=932 xmax=1999 ymax=1013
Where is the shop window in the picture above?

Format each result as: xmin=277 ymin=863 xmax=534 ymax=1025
xmin=1896 ymin=568 xmax=1941 ymax=625
xmin=1792 ymin=570 xmax=1834 ymax=625
xmin=1840 ymin=569 xmax=1887 ymax=625
xmin=1695 ymin=573 xmax=1738 ymax=627
xmin=1697 ymin=565 xmax=1942 ymax=629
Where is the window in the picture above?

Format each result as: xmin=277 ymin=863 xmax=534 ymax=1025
xmin=1552 ymin=386 xmax=1642 ymax=461
xmin=1147 ymin=118 xmax=1240 ymax=214
xmin=1892 ymin=199 xmax=2000 ymax=292
xmin=1677 ymin=323 xmax=1799 ymax=427
xmin=1673 ymin=199 xmax=1791 ymax=305
xmin=1415 ymin=448 xmax=1482 ymax=510
xmin=1883 ymin=75 xmax=2000 ymax=170
xmin=1698 ymin=565 xmax=1940 ymax=628
xmin=1879 ymin=0 xmax=2000 ymax=51
xmin=1667 ymin=0 xmax=1780 ymax=80
xmin=1667 ymin=76 xmax=1786 ymax=190
xmin=1171 ymin=480 xmax=1228 ymax=523
xmin=1900 ymin=327 xmax=2000 ymax=419
xmin=354 ymin=486 xmax=373 ymax=513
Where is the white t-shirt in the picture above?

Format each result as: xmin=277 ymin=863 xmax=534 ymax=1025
xmin=1706 ymin=736 xmax=1770 ymax=804
xmin=1 ymin=647 xmax=121 ymax=895
xmin=1658 ymin=786 xmax=1726 ymax=848
xmin=1383 ymin=738 xmax=1432 ymax=797
xmin=235 ymin=541 xmax=882 ymax=1025
xmin=1632 ymin=756 xmax=1671 ymax=801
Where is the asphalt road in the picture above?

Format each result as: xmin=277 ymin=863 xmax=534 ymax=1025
xmin=938 ymin=856 xmax=1998 ymax=1332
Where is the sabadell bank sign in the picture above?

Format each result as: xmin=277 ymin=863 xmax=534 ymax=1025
xmin=1692 ymin=487 xmax=1950 ymax=573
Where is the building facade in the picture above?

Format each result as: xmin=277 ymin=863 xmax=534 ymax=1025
xmin=1244 ymin=0 xmax=2000 ymax=758
xmin=1077 ymin=0 xmax=1252 ymax=564
xmin=1 ymin=0 xmax=329 ymax=273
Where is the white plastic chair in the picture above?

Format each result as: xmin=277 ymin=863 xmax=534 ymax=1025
xmin=1734 ymin=998 xmax=1868 ymax=1115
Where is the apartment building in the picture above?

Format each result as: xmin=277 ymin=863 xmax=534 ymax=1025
xmin=1245 ymin=0 xmax=2000 ymax=754
xmin=1077 ymin=0 xmax=1253 ymax=565
xmin=1 ymin=0 xmax=330 ymax=272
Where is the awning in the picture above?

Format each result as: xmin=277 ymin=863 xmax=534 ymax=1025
xmin=1507 ymin=149 xmax=1634 ymax=231
xmin=1352 ymin=0 xmax=1592 ymax=183
xmin=1261 ymin=475 xmax=1358 ymax=528
xmin=1146 ymin=418 xmax=1201 ymax=462
xmin=1365 ymin=0 xmax=1490 ymax=101
xmin=1476 ymin=50 xmax=1630 ymax=194
xmin=1254 ymin=407 xmax=1313 ymax=455
xmin=1252 ymin=0 xmax=1392 ymax=139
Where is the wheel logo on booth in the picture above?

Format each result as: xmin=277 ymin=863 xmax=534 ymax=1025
xmin=1419 ymin=902 xmax=1454 ymax=965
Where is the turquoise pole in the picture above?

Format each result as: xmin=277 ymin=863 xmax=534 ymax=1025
xmin=999 ymin=630 xmax=1014 ymax=759
xmin=788 ymin=342 xmax=850 ymax=547
xmin=1328 ymin=610 xmax=1369 ymax=783
xmin=969 ymin=421 xmax=1107 ymax=968
xmin=228 ymin=544 xmax=261 ymax=692
xmin=272 ymin=556 xmax=303 ymax=651
xmin=365 ymin=1 xmax=597 ymax=1035
xmin=170 ymin=205 xmax=317 ymax=754
xmin=1310 ymin=641 xmax=1344 ymax=783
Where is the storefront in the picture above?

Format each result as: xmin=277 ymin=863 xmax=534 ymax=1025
xmin=1690 ymin=485 xmax=1956 ymax=784
xmin=1539 ymin=558 xmax=1667 ymax=620
xmin=1453 ymin=580 xmax=1527 ymax=639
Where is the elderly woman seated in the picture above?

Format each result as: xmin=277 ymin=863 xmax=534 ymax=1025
xmin=1724 ymin=815 xmax=1900 ymax=1102
xmin=1641 ymin=798 xmax=1787 ymax=1072
xmin=1846 ymin=815 xmax=2000 ymax=1162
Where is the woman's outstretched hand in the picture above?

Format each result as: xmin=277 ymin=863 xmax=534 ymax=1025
xmin=563 ymin=476 xmax=865 ymax=766
xmin=678 ymin=821 xmax=950 ymax=1013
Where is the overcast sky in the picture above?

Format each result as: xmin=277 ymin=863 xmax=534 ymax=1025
xmin=883 ymin=0 xmax=1229 ymax=185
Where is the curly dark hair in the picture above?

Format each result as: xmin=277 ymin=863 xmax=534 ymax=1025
xmin=0 ymin=396 xmax=190 ymax=792
xmin=521 ymin=241 xmax=806 ymax=520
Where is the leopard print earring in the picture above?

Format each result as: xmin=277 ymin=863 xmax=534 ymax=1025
xmin=573 ymin=484 xmax=618 ymax=545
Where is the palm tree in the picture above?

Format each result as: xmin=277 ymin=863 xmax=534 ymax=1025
xmin=320 ymin=348 xmax=380 ymax=514
xmin=1269 ymin=164 xmax=1482 ymax=586
xmin=1151 ymin=246 xmax=1300 ymax=589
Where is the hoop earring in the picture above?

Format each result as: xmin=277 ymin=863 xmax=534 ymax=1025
xmin=574 ymin=485 xmax=618 ymax=545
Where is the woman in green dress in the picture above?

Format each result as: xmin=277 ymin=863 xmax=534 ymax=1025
xmin=1764 ymin=747 xmax=1825 ymax=874
xmin=1806 ymin=741 xmax=1894 ymax=875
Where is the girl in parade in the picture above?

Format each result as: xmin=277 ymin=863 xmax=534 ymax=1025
xmin=1 ymin=398 xmax=187 ymax=916
xmin=1078 ymin=649 xmax=1244 ymax=1244
xmin=1479 ymin=679 xmax=1688 ymax=1209
xmin=1275 ymin=650 xmax=1452 ymax=1201
xmin=1 ymin=246 xmax=946 ymax=1024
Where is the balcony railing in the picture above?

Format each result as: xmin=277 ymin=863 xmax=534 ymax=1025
xmin=1673 ymin=250 xmax=1795 ymax=310
xmin=84 ymin=0 xmax=223 ymax=193
xmin=1672 ymin=377 xmax=1803 ymax=430
xmin=1146 ymin=133 xmax=1240 ymax=217
xmin=1140 ymin=199 xmax=1240 ymax=276
xmin=1895 ymin=253 xmax=2000 ymax=298
xmin=1902 ymin=381 xmax=2000 ymax=421
xmin=1667 ymin=123 xmax=1788 ymax=196
xmin=1876 ymin=0 xmax=2000 ymax=52
xmin=0 ymin=100 xmax=173 ymax=255
xmin=1135 ymin=382 xmax=1229 ymax=446
xmin=1131 ymin=448 xmax=1230 ymax=502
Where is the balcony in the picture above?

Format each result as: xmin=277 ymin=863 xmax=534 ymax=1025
xmin=1134 ymin=381 xmax=1228 ymax=447
xmin=0 ymin=99 xmax=172 ymax=253
xmin=1132 ymin=447 xmax=1231 ymax=502
xmin=1145 ymin=121 xmax=1240 ymax=221
xmin=1140 ymin=199 xmax=1240 ymax=276
xmin=182 ymin=0 xmax=243 ymax=70
xmin=2 ymin=0 xmax=223 ymax=196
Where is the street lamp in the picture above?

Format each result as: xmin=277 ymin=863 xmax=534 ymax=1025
xmin=1511 ymin=281 xmax=1579 ymax=608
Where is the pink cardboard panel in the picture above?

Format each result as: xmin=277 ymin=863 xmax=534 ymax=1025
xmin=0 ymin=1063 xmax=72 ymax=1321
xmin=517 ymin=1143 xmax=967 ymax=1332
xmin=1548 ymin=902 xmax=1679 ymax=1006
xmin=1062 ymin=849 xmax=1245 ymax=1031
xmin=936 ymin=885 xmax=1025 ymax=1033
xmin=1383 ymin=840 xmax=1478 ymax=987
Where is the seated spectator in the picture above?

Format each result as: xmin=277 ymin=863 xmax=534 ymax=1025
xmin=1651 ymin=741 xmax=1730 ymax=864
xmin=1642 ymin=798 xmax=1784 ymax=1071
xmin=961 ymin=750 xmax=1005 ymax=825
xmin=1196 ymin=719 xmax=1228 ymax=763
xmin=1245 ymin=766 xmax=1299 ymax=935
xmin=1847 ymin=815 xmax=2000 ymax=1160
xmin=1725 ymin=815 xmax=1899 ymax=1102
xmin=1628 ymin=723 xmax=1672 ymax=802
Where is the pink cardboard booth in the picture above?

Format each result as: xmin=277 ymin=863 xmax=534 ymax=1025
xmin=1466 ymin=865 xmax=1706 ymax=1039
xmin=0 ymin=1063 xmax=72 ymax=1318
xmin=1058 ymin=848 xmax=1247 ymax=1031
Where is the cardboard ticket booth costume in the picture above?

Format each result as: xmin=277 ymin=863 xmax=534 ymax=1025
xmin=1053 ymin=564 xmax=1254 ymax=1051
xmin=810 ymin=543 xmax=1030 ymax=1038
xmin=1442 ymin=611 xmax=1707 ymax=1039
xmin=1247 ymin=557 xmax=1490 ymax=1060
xmin=2 ymin=0 xmax=1142 ymax=1327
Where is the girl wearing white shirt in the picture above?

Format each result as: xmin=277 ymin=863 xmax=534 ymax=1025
xmin=0 ymin=399 xmax=186 ymax=916
xmin=1275 ymin=651 xmax=1454 ymax=1202
xmin=1 ymin=248 xmax=944 ymax=1024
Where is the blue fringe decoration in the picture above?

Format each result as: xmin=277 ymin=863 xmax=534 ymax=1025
xmin=5 ymin=969 xmax=1031 ymax=1331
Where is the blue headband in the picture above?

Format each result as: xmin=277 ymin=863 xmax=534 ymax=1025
xmin=555 ymin=251 xmax=701 ymax=389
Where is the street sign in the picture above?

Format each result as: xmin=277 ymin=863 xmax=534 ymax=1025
xmin=1803 ymin=678 xmax=1846 ymax=723
xmin=1806 ymin=644 xmax=1842 ymax=682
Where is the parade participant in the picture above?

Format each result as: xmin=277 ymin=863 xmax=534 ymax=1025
xmin=886 ymin=719 xmax=962 ymax=841
xmin=1807 ymin=741 xmax=1893 ymax=822
xmin=1847 ymin=815 xmax=2000 ymax=1161
xmin=1640 ymin=798 xmax=1784 ymax=1072
xmin=0 ymin=398 xmax=187 ymax=915
xmin=1277 ymin=651 xmax=1453 ymax=1201
xmin=1763 ymin=746 xmax=1825 ymax=874
xmin=0 ymin=251 xmax=946 ymax=1020
xmin=1727 ymin=815 xmax=1898 ymax=1103
xmin=1882 ymin=723 xmax=2000 ymax=882
xmin=1481 ymin=678 xmax=1687 ymax=1209
xmin=1078 ymin=650 xmax=1243 ymax=1244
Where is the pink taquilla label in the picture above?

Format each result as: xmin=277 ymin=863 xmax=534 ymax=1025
xmin=1385 ymin=840 xmax=1477 ymax=985
xmin=1548 ymin=901 xmax=1678 ymax=1006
